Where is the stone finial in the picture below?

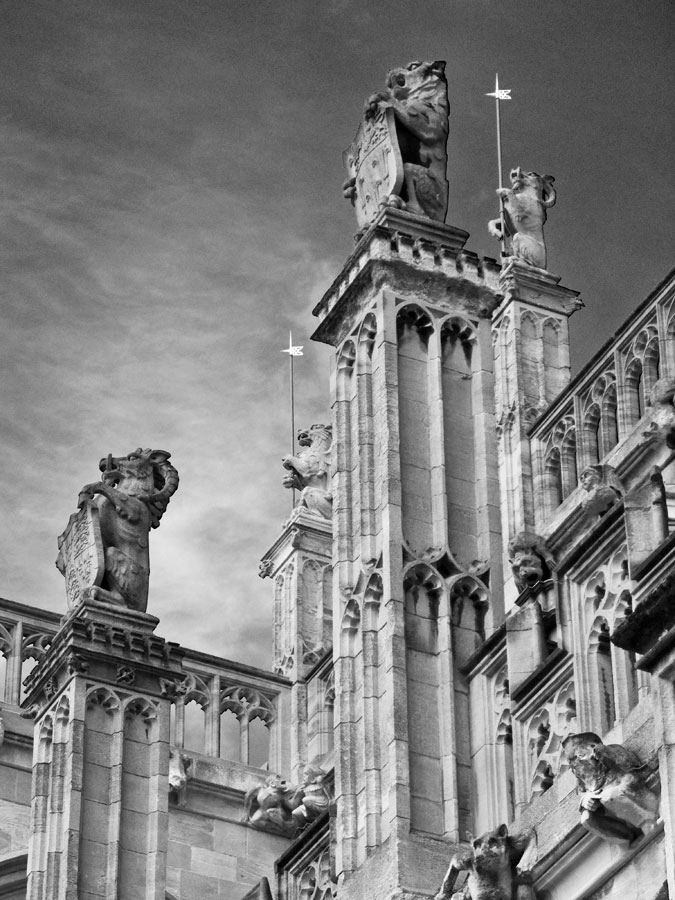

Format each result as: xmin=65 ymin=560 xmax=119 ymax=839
xmin=343 ymin=60 xmax=449 ymax=229
xmin=488 ymin=167 xmax=556 ymax=270
xmin=507 ymin=532 xmax=555 ymax=593
xmin=282 ymin=424 xmax=333 ymax=519
xmin=56 ymin=448 xmax=179 ymax=613
xmin=562 ymin=732 xmax=660 ymax=846
xmin=579 ymin=464 xmax=624 ymax=517
xmin=434 ymin=824 xmax=536 ymax=900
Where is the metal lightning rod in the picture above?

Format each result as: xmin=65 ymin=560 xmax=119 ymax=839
xmin=281 ymin=331 xmax=303 ymax=510
xmin=486 ymin=74 xmax=512 ymax=257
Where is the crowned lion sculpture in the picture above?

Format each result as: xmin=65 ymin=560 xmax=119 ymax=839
xmin=282 ymin=424 xmax=332 ymax=519
xmin=489 ymin=167 xmax=556 ymax=270
xmin=57 ymin=448 xmax=179 ymax=613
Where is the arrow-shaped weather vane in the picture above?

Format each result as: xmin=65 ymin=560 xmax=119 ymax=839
xmin=486 ymin=74 xmax=512 ymax=257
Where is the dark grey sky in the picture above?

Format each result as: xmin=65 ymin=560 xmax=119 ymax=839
xmin=1 ymin=0 xmax=673 ymax=667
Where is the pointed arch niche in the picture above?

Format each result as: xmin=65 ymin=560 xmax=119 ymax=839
xmin=404 ymin=564 xmax=445 ymax=836
xmin=397 ymin=305 xmax=435 ymax=557
xmin=441 ymin=317 xmax=478 ymax=566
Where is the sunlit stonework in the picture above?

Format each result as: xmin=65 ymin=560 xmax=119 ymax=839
xmin=1 ymin=58 xmax=674 ymax=900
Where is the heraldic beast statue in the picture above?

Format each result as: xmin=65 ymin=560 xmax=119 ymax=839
xmin=343 ymin=60 xmax=450 ymax=229
xmin=56 ymin=448 xmax=179 ymax=613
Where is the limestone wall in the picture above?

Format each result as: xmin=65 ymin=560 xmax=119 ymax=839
xmin=166 ymin=754 xmax=290 ymax=900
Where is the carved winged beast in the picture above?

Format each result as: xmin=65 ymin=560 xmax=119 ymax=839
xmin=73 ymin=448 xmax=179 ymax=612
xmin=282 ymin=424 xmax=332 ymax=519
xmin=344 ymin=60 xmax=450 ymax=222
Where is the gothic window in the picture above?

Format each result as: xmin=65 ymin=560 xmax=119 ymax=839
xmin=625 ymin=358 xmax=645 ymax=424
xmin=582 ymin=403 xmax=602 ymax=466
xmin=579 ymin=547 xmax=639 ymax=733
xmin=623 ymin=324 xmax=660 ymax=429
xmin=543 ymin=447 xmax=563 ymax=513
xmin=183 ymin=700 xmax=206 ymax=754
xmin=561 ymin=425 xmax=578 ymax=497
xmin=219 ymin=710 xmax=240 ymax=761
xmin=600 ymin=383 xmax=619 ymax=455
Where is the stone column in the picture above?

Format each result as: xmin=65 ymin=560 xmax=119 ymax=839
xmin=491 ymin=260 xmax=582 ymax=604
xmin=311 ymin=207 xmax=504 ymax=900
xmin=260 ymin=508 xmax=332 ymax=781
xmin=23 ymin=597 xmax=184 ymax=900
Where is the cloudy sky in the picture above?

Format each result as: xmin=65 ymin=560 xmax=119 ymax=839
xmin=1 ymin=0 xmax=673 ymax=669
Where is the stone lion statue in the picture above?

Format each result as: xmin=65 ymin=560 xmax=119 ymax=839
xmin=562 ymin=732 xmax=660 ymax=846
xmin=507 ymin=532 xmax=555 ymax=593
xmin=489 ymin=167 xmax=556 ymax=269
xmin=69 ymin=448 xmax=179 ymax=612
xmin=282 ymin=424 xmax=332 ymax=519
xmin=344 ymin=60 xmax=449 ymax=222
xmin=435 ymin=824 xmax=536 ymax=900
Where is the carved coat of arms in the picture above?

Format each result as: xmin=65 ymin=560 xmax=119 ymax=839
xmin=343 ymin=107 xmax=404 ymax=230
xmin=56 ymin=501 xmax=105 ymax=608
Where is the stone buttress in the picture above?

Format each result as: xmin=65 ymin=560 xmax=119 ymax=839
xmin=312 ymin=207 xmax=506 ymax=899
xmin=23 ymin=598 xmax=184 ymax=900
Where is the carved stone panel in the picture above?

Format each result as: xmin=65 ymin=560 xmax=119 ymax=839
xmin=343 ymin=107 xmax=403 ymax=230
xmin=55 ymin=502 xmax=105 ymax=608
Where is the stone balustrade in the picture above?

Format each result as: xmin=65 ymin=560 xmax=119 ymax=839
xmin=0 ymin=598 xmax=291 ymax=775
xmin=529 ymin=272 xmax=675 ymax=527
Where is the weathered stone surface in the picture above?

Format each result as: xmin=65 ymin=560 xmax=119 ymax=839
xmin=57 ymin=448 xmax=179 ymax=613
xmin=282 ymin=424 xmax=333 ymax=520
xmin=488 ymin=167 xmax=556 ymax=269
xmin=562 ymin=732 xmax=660 ymax=846
xmin=344 ymin=61 xmax=449 ymax=228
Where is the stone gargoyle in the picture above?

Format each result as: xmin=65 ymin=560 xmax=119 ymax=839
xmin=343 ymin=60 xmax=449 ymax=223
xmin=57 ymin=448 xmax=179 ymax=613
xmin=562 ymin=732 xmax=660 ymax=846
xmin=435 ymin=824 xmax=537 ymax=900
xmin=489 ymin=167 xmax=556 ymax=270
xmin=243 ymin=766 xmax=331 ymax=835
xmin=243 ymin=774 xmax=301 ymax=835
xmin=507 ymin=532 xmax=556 ymax=594
xmin=282 ymin=424 xmax=333 ymax=519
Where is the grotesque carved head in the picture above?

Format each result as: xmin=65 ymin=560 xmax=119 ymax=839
xmin=470 ymin=823 xmax=510 ymax=871
xmin=384 ymin=60 xmax=447 ymax=102
xmin=652 ymin=376 xmax=675 ymax=408
xmin=562 ymin=732 xmax=609 ymax=791
xmin=508 ymin=532 xmax=555 ymax=593
xmin=509 ymin=167 xmax=557 ymax=208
